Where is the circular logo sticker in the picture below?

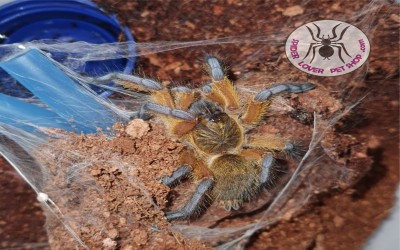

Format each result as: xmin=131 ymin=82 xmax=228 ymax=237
xmin=285 ymin=20 xmax=370 ymax=76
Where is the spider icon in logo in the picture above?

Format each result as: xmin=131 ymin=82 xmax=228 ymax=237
xmin=303 ymin=23 xmax=351 ymax=64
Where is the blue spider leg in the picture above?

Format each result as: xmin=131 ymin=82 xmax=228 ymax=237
xmin=260 ymin=153 xmax=274 ymax=185
xmin=87 ymin=73 xmax=163 ymax=91
xmin=205 ymin=56 xmax=224 ymax=81
xmin=254 ymin=83 xmax=316 ymax=102
xmin=201 ymin=83 xmax=212 ymax=93
xmin=171 ymin=86 xmax=192 ymax=93
xmin=165 ymin=178 xmax=214 ymax=220
xmin=138 ymin=102 xmax=195 ymax=121
xmin=161 ymin=165 xmax=192 ymax=187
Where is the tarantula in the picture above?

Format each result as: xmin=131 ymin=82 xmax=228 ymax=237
xmin=93 ymin=56 xmax=315 ymax=220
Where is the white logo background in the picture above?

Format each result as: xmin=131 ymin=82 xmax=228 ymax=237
xmin=285 ymin=20 xmax=370 ymax=77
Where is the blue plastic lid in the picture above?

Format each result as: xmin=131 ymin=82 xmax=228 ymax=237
xmin=0 ymin=0 xmax=136 ymax=98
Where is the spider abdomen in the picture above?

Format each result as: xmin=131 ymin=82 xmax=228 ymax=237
xmin=319 ymin=45 xmax=334 ymax=59
xmin=209 ymin=154 xmax=260 ymax=210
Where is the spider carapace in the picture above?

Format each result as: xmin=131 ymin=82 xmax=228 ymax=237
xmin=102 ymin=56 xmax=316 ymax=220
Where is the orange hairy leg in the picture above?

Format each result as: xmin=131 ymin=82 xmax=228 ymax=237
xmin=204 ymin=77 xmax=240 ymax=110
xmin=147 ymin=88 xmax=195 ymax=136
xmin=150 ymin=89 xmax=175 ymax=108
xmin=91 ymin=73 xmax=164 ymax=93
xmin=179 ymin=149 xmax=212 ymax=180
xmin=240 ymin=148 xmax=265 ymax=160
xmin=114 ymin=79 xmax=152 ymax=93
xmin=204 ymin=56 xmax=240 ymax=110
xmin=247 ymin=134 xmax=289 ymax=151
xmin=170 ymin=87 xmax=198 ymax=110
xmin=166 ymin=118 xmax=197 ymax=137
xmin=246 ymin=133 xmax=299 ymax=158
xmin=240 ymin=99 xmax=271 ymax=125
xmin=151 ymin=87 xmax=198 ymax=136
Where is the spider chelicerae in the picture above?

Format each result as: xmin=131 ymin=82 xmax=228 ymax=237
xmin=91 ymin=56 xmax=315 ymax=220
xmin=303 ymin=23 xmax=351 ymax=64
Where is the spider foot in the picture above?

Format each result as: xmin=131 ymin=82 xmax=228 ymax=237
xmin=205 ymin=56 xmax=224 ymax=81
xmin=165 ymin=211 xmax=187 ymax=221
xmin=283 ymin=142 xmax=306 ymax=159
xmin=260 ymin=153 xmax=274 ymax=185
xmin=165 ymin=178 xmax=213 ymax=221
xmin=254 ymin=83 xmax=316 ymax=102
xmin=161 ymin=165 xmax=191 ymax=187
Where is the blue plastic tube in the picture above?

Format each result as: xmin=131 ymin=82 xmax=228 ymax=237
xmin=0 ymin=49 xmax=118 ymax=133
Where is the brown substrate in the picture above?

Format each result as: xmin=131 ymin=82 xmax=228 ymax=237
xmin=38 ymin=120 xmax=209 ymax=249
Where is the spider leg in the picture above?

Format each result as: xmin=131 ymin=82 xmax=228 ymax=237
xmin=332 ymin=43 xmax=351 ymax=58
xmin=142 ymin=102 xmax=195 ymax=120
xmin=165 ymin=178 xmax=214 ymax=220
xmin=92 ymin=71 xmax=197 ymax=109
xmin=88 ymin=72 xmax=187 ymax=120
xmin=170 ymin=86 xmax=197 ymax=110
xmin=331 ymin=25 xmax=350 ymax=42
xmin=240 ymin=83 xmax=315 ymax=125
xmin=331 ymin=45 xmax=347 ymax=64
xmin=260 ymin=153 xmax=274 ymax=185
xmin=254 ymin=83 xmax=315 ymax=102
xmin=245 ymin=133 xmax=299 ymax=156
xmin=310 ymin=44 xmax=323 ymax=63
xmin=87 ymin=73 xmax=163 ymax=92
xmin=134 ymin=103 xmax=152 ymax=120
xmin=128 ymin=83 xmax=199 ymax=135
xmin=303 ymin=42 xmax=318 ymax=61
xmin=329 ymin=23 xmax=342 ymax=40
xmin=206 ymin=56 xmax=224 ymax=81
xmin=203 ymin=56 xmax=240 ymax=110
xmin=152 ymin=85 xmax=201 ymax=136
xmin=307 ymin=24 xmax=322 ymax=41
xmin=161 ymin=165 xmax=192 ymax=187
xmin=140 ymin=101 xmax=197 ymax=135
